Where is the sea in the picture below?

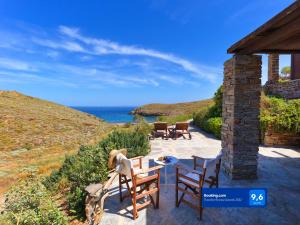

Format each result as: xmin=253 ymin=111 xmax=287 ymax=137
xmin=72 ymin=106 xmax=157 ymax=123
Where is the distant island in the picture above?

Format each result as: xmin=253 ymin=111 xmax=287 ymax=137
xmin=130 ymin=99 xmax=213 ymax=116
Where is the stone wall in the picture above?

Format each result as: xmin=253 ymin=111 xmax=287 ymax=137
xmin=268 ymin=54 xmax=279 ymax=82
xmin=291 ymin=54 xmax=300 ymax=80
xmin=263 ymin=128 xmax=300 ymax=146
xmin=264 ymin=79 xmax=300 ymax=99
xmin=222 ymin=55 xmax=261 ymax=180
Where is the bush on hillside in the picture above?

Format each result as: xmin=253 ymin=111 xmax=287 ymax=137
xmin=44 ymin=127 xmax=150 ymax=219
xmin=193 ymin=107 xmax=210 ymax=128
xmin=204 ymin=117 xmax=222 ymax=139
xmin=260 ymin=96 xmax=300 ymax=134
xmin=193 ymin=85 xmax=223 ymax=139
xmin=0 ymin=177 xmax=68 ymax=225
xmin=99 ymin=128 xmax=150 ymax=159
xmin=193 ymin=108 xmax=221 ymax=139
xmin=212 ymin=85 xmax=223 ymax=116
xmin=157 ymin=114 xmax=192 ymax=124
xmin=194 ymin=86 xmax=300 ymax=139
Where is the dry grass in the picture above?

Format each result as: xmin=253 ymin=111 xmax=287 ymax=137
xmin=131 ymin=99 xmax=214 ymax=116
xmin=0 ymin=91 xmax=112 ymax=194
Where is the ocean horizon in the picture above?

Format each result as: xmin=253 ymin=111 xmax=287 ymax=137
xmin=72 ymin=106 xmax=156 ymax=123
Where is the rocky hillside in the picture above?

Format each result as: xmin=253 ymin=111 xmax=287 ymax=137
xmin=0 ymin=91 xmax=111 ymax=193
xmin=131 ymin=99 xmax=213 ymax=116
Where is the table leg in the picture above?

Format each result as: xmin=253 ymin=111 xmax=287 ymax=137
xmin=164 ymin=165 xmax=167 ymax=192
xmin=165 ymin=166 xmax=168 ymax=186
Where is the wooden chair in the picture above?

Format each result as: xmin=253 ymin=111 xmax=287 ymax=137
xmin=175 ymin=152 xmax=222 ymax=220
xmin=175 ymin=160 xmax=207 ymax=220
xmin=151 ymin=122 xmax=168 ymax=140
xmin=170 ymin=122 xmax=191 ymax=140
xmin=192 ymin=153 xmax=222 ymax=188
xmin=118 ymin=155 xmax=162 ymax=220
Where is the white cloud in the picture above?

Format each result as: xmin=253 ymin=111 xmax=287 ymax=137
xmin=0 ymin=69 xmax=77 ymax=88
xmin=0 ymin=24 xmax=222 ymax=90
xmin=57 ymin=64 xmax=160 ymax=87
xmin=58 ymin=25 xmax=220 ymax=81
xmin=59 ymin=26 xmax=79 ymax=38
xmin=63 ymin=41 xmax=85 ymax=52
xmin=32 ymin=38 xmax=85 ymax=53
xmin=156 ymin=74 xmax=183 ymax=84
xmin=124 ymin=76 xmax=160 ymax=87
xmin=46 ymin=51 xmax=60 ymax=59
xmin=80 ymin=55 xmax=93 ymax=61
xmin=0 ymin=57 xmax=36 ymax=71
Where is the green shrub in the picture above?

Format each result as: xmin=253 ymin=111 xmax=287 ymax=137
xmin=44 ymin=128 xmax=150 ymax=219
xmin=193 ymin=89 xmax=300 ymax=139
xmin=212 ymin=85 xmax=223 ymax=116
xmin=278 ymin=78 xmax=289 ymax=83
xmin=99 ymin=128 xmax=150 ymax=159
xmin=204 ymin=117 xmax=222 ymax=139
xmin=0 ymin=177 xmax=68 ymax=225
xmin=260 ymin=97 xmax=300 ymax=134
xmin=131 ymin=120 xmax=153 ymax=137
xmin=193 ymin=85 xmax=223 ymax=139
xmin=193 ymin=106 xmax=222 ymax=139
xmin=193 ymin=107 xmax=210 ymax=128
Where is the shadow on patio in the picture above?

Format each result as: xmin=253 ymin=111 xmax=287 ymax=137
xmin=100 ymin=145 xmax=300 ymax=225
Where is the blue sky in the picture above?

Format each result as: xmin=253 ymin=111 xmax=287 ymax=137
xmin=0 ymin=0 xmax=293 ymax=106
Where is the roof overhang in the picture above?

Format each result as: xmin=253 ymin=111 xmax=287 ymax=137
xmin=228 ymin=1 xmax=300 ymax=54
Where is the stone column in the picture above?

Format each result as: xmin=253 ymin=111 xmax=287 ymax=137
xmin=268 ymin=54 xmax=279 ymax=82
xmin=291 ymin=54 xmax=300 ymax=80
xmin=222 ymin=55 xmax=261 ymax=179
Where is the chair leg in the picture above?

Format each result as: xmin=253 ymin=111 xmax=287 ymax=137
xmin=156 ymin=174 xmax=160 ymax=209
xmin=178 ymin=186 xmax=188 ymax=206
xmin=175 ymin=184 xmax=178 ymax=207
xmin=199 ymin=207 xmax=203 ymax=220
xmin=156 ymin=189 xmax=160 ymax=209
xmin=119 ymin=175 xmax=123 ymax=202
xmin=199 ymin=188 xmax=203 ymax=220
xmin=175 ymin=169 xmax=179 ymax=207
xmin=132 ymin=187 xmax=138 ymax=220
xmin=147 ymin=185 xmax=156 ymax=208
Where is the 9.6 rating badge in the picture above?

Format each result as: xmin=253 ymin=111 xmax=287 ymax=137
xmin=249 ymin=189 xmax=266 ymax=206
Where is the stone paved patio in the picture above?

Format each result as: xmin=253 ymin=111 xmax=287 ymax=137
xmin=100 ymin=126 xmax=300 ymax=225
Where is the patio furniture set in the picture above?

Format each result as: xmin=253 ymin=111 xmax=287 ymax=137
xmin=114 ymin=149 xmax=222 ymax=220
xmin=150 ymin=122 xmax=192 ymax=140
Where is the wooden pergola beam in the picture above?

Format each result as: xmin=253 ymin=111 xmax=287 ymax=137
xmin=228 ymin=1 xmax=300 ymax=54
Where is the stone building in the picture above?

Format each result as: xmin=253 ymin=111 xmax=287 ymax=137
xmin=264 ymin=53 xmax=300 ymax=99
xmin=222 ymin=1 xmax=300 ymax=179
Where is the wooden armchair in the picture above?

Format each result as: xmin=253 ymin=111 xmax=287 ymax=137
xmin=175 ymin=152 xmax=222 ymax=220
xmin=118 ymin=155 xmax=163 ymax=220
xmin=151 ymin=122 xmax=168 ymax=140
xmin=170 ymin=122 xmax=191 ymax=140
xmin=192 ymin=152 xmax=222 ymax=188
xmin=175 ymin=160 xmax=207 ymax=220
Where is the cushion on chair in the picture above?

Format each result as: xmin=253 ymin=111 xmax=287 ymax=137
xmin=203 ymin=150 xmax=222 ymax=178
xmin=116 ymin=153 xmax=133 ymax=178
xmin=205 ymin=159 xmax=216 ymax=178
xmin=179 ymin=171 xmax=203 ymax=186
xmin=216 ymin=150 xmax=222 ymax=160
